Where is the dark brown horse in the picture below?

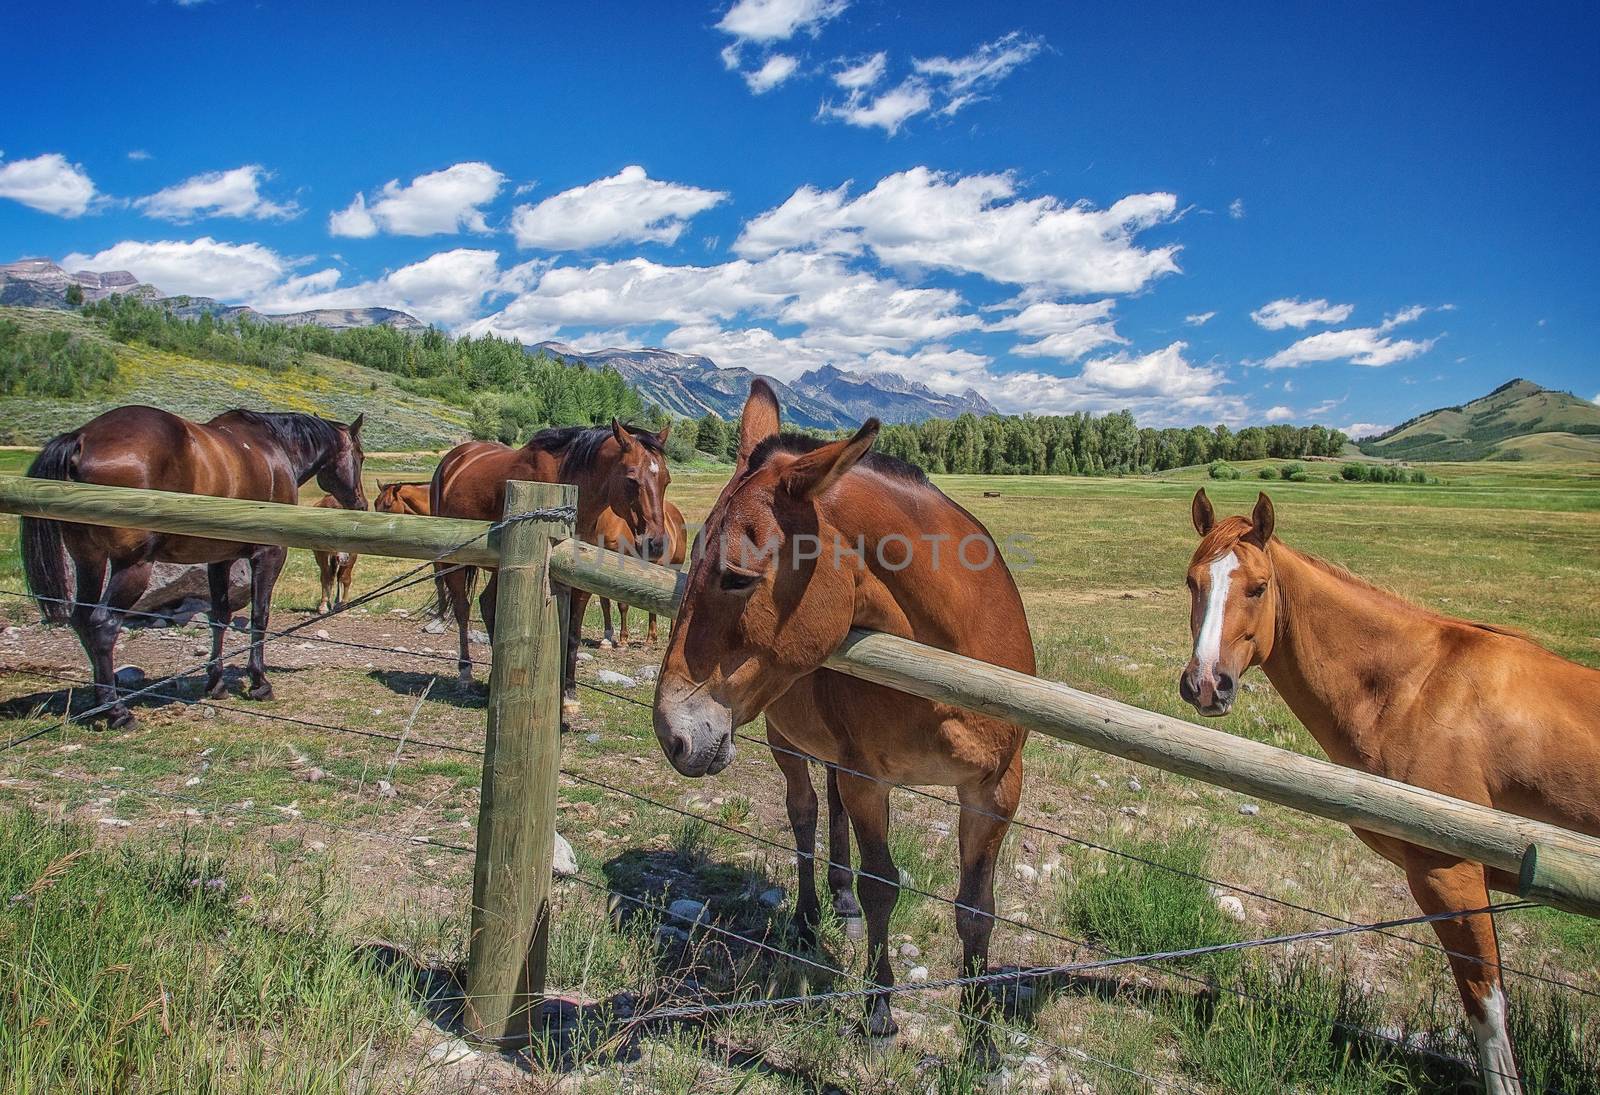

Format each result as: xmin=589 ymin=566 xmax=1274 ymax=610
xmin=23 ymin=406 xmax=366 ymax=727
xmin=1180 ymin=489 xmax=1600 ymax=1094
xmin=431 ymin=420 xmax=671 ymax=709
xmin=597 ymin=499 xmax=687 ymax=647
xmin=653 ymin=381 xmax=1034 ymax=1062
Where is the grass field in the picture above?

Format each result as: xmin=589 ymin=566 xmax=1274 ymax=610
xmin=1 ymin=454 xmax=1597 ymax=1092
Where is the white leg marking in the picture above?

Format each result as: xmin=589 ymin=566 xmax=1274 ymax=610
xmin=1193 ymin=551 xmax=1240 ymax=675
xmin=1470 ymin=986 xmax=1522 ymax=1094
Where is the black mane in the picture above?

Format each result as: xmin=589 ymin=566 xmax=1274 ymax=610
xmin=746 ymin=432 xmax=928 ymax=484
xmin=524 ymin=423 xmax=664 ymax=477
xmin=215 ymin=409 xmax=342 ymax=459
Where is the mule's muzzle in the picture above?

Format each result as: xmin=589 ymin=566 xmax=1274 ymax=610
xmin=653 ymin=685 xmax=735 ymax=777
xmin=1179 ymin=662 xmax=1235 ymax=717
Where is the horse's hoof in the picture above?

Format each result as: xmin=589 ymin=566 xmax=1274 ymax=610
xmin=316 ymin=602 xmax=330 ymax=614
xmin=562 ymin=696 xmax=581 ymax=719
xmin=246 ymin=682 xmax=273 ymax=701
xmin=598 ymin=638 xmax=614 ymax=650
xmin=203 ymin=677 xmax=226 ymax=700
xmin=833 ymin=892 xmax=863 ymax=922
xmin=863 ymin=1009 xmax=899 ymax=1040
xmin=107 ymin=708 xmax=136 ymax=731
xmin=841 ymin=916 xmax=866 ymax=942
xmin=962 ymin=1036 xmax=1002 ymax=1076
xmin=457 ymin=673 xmax=474 ymax=690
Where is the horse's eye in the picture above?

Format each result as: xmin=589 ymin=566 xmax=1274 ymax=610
xmin=719 ymin=567 xmax=761 ymax=593
xmin=1249 ymin=582 xmax=1268 ymax=598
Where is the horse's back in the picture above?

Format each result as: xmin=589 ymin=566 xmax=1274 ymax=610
xmin=71 ymin=406 xmax=198 ymax=490
xmin=433 ymin=440 xmax=547 ymax=521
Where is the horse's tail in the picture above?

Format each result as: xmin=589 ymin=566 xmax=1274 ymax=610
xmin=21 ymin=431 xmax=83 ymax=623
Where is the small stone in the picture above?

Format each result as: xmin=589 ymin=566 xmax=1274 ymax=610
xmin=576 ymin=651 xmax=594 ymax=662
xmin=758 ymin=887 xmax=785 ymax=909
xmin=899 ymin=868 xmax=915 ymax=889
xmin=99 ymin=818 xmax=132 ymax=828
xmin=1013 ymin=863 xmax=1038 ymax=884
xmin=1238 ymin=803 xmax=1261 ymax=816
xmin=1021 ymin=839 xmax=1037 ymax=855
xmin=308 ymin=841 xmax=327 ymax=852
xmin=3 ymin=626 xmax=21 ymax=637
xmin=184 ymin=776 xmax=202 ymax=787
xmin=637 ymin=664 xmax=659 ymax=682
xmin=389 ymin=608 xmax=410 ymax=618
xmin=667 ymin=898 xmax=707 ymax=927
xmin=314 ymin=629 xmax=330 ymax=640
xmin=1091 ymin=776 xmax=1109 ymax=790
xmin=1127 ymin=777 xmax=1143 ymax=792
xmin=192 ymin=644 xmax=209 ymax=656
xmin=1120 ymin=805 xmax=1146 ymax=818
xmin=655 ymin=925 xmax=691 ymax=947
xmin=898 ymin=942 xmax=920 ymax=959
xmin=425 ymin=1037 xmax=477 ymax=1065
xmin=907 ymin=966 xmax=929 ymax=983
xmin=583 ymin=733 xmax=602 ymax=745
xmin=1216 ymin=895 xmax=1247 ymax=922
xmin=375 ymin=780 xmax=396 ymax=798
xmin=595 ymin=669 xmax=637 ymax=688
xmin=468 ymin=629 xmax=490 ymax=645
xmin=422 ymin=618 xmax=448 ymax=634
xmin=297 ymin=767 xmax=327 ymax=783
xmin=552 ymin=832 xmax=579 ymax=877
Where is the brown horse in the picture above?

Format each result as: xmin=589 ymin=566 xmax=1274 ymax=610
xmin=598 ymin=500 xmax=687 ymax=647
xmin=373 ymin=480 xmax=431 ymax=516
xmin=23 ymin=406 xmax=366 ymax=727
xmin=1179 ymin=489 xmax=1600 ymax=1094
xmin=431 ymin=420 xmax=671 ymax=707
xmin=653 ymin=381 xmax=1034 ymax=1062
xmin=311 ymin=494 xmax=364 ymax=613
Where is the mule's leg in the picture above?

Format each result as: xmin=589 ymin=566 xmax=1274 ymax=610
xmin=204 ymin=562 xmax=235 ymax=699
xmin=441 ymin=565 xmax=474 ymax=686
xmin=954 ymin=759 xmax=1023 ymax=1069
xmin=599 ymin=598 xmax=615 ymax=649
xmin=770 ymin=741 xmax=822 ymax=947
xmin=836 ymin=771 xmax=899 ymax=1039
xmin=1403 ymin=850 xmax=1522 ymax=1095
xmin=563 ymin=589 xmax=591 ymax=719
xmin=825 ymin=766 xmax=863 ymax=937
xmin=244 ymin=546 xmax=286 ymax=701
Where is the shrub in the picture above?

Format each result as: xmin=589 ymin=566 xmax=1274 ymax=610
xmin=0 ymin=320 xmax=119 ymax=398
xmin=1279 ymin=462 xmax=1305 ymax=479
xmin=1257 ymin=466 xmax=1280 ymax=480
xmin=1207 ymin=461 xmax=1241 ymax=481
xmin=1286 ymin=470 xmax=1309 ymax=482
xmin=1340 ymin=463 xmax=1366 ymax=481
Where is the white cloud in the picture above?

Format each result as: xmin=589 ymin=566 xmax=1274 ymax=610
xmin=328 ymin=162 xmax=505 ymax=237
xmin=1264 ymin=405 xmax=1294 ymax=422
xmin=0 ymin=152 xmax=97 ymax=217
xmin=127 ymin=149 xmax=152 ymax=161
xmin=735 ymin=167 xmax=1180 ymax=295
xmin=135 ymin=165 xmax=297 ymax=222
xmin=1078 ymin=341 xmax=1221 ymax=398
xmin=743 ymin=53 xmax=800 ymax=94
xmin=912 ymin=31 xmax=1043 ymax=97
xmin=1184 ymin=311 xmax=1215 ymax=326
xmin=61 ymin=237 xmax=292 ymax=299
xmin=509 ymin=166 xmax=727 ymax=251
xmin=716 ymin=0 xmax=848 ymax=42
xmin=976 ymin=342 xmax=1243 ymax=423
xmin=1379 ymin=304 xmax=1425 ymax=330
xmin=818 ymin=79 xmax=932 ymax=135
xmin=1343 ymin=422 xmax=1391 ymax=440
xmin=832 ymin=51 xmax=885 ymax=89
xmin=988 ymin=299 xmax=1124 ymax=361
xmin=1228 ymin=198 xmax=1245 ymax=220
xmin=254 ymin=248 xmax=508 ymax=327
xmin=1250 ymin=297 xmax=1355 ymax=330
xmin=1264 ymin=326 xmax=1436 ymax=369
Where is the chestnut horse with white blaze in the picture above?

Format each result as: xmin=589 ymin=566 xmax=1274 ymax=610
xmin=598 ymin=499 xmax=686 ymax=647
xmin=431 ymin=420 xmax=671 ymax=708
xmin=1179 ymin=489 xmax=1600 ymax=1095
xmin=653 ymin=381 xmax=1034 ymax=1062
xmin=22 ymin=406 xmax=366 ymax=727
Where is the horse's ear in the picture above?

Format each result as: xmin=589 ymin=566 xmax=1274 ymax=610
xmin=655 ymin=423 xmax=671 ymax=446
xmin=1191 ymin=488 xmax=1215 ymax=536
xmin=378 ymin=480 xmax=392 ymax=491
xmin=611 ymin=418 xmax=634 ymax=451
xmin=1244 ymin=492 xmax=1276 ymax=548
xmin=781 ymin=419 xmax=879 ymax=501
xmin=735 ymin=379 xmax=782 ymax=473
xmin=350 ymin=413 xmax=364 ymax=441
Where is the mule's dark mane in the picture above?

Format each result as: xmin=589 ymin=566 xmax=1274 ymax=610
xmin=214 ymin=409 xmax=342 ymax=461
xmin=747 ymin=432 xmax=929 ymax=485
xmin=524 ymin=424 xmax=663 ymax=478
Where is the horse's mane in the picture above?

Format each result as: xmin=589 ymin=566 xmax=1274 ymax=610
xmin=212 ymin=409 xmax=341 ymax=456
xmin=523 ymin=424 xmax=663 ymax=478
xmin=746 ymin=432 xmax=930 ymax=485
xmin=1200 ymin=516 xmax=1531 ymax=641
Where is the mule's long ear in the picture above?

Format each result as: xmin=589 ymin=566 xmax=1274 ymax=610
xmin=611 ymin=418 xmax=634 ymax=451
xmin=781 ymin=419 xmax=880 ymax=501
xmin=1191 ymin=488 xmax=1215 ymax=536
xmin=1244 ymin=492 xmax=1276 ymax=548
xmin=736 ymin=378 xmax=782 ymax=473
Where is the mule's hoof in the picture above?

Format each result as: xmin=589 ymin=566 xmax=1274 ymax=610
xmin=246 ymin=682 xmax=273 ymax=701
xmin=841 ymin=916 xmax=866 ymax=942
xmin=456 ymin=672 xmax=474 ymax=689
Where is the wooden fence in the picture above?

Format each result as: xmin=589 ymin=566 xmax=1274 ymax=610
xmin=1 ymin=473 xmax=1597 ymax=1046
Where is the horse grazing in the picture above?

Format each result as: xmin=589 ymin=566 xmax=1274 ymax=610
xmin=373 ymin=480 xmax=431 ymax=516
xmin=431 ymin=420 xmax=671 ymax=707
xmin=653 ymin=380 xmax=1034 ymax=1062
xmin=1179 ymin=489 xmax=1600 ymax=1094
xmin=23 ymin=407 xmax=366 ymax=727
xmin=597 ymin=499 xmax=687 ymax=647
xmin=311 ymin=494 xmax=366 ymax=612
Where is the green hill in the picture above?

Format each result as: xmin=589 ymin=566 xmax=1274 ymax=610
xmin=1359 ymin=378 xmax=1600 ymax=462
xmin=0 ymin=306 xmax=470 ymax=450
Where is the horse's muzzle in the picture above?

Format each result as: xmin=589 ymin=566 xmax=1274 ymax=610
xmin=1179 ymin=663 xmax=1235 ymax=717
xmin=653 ymin=681 xmax=735 ymax=777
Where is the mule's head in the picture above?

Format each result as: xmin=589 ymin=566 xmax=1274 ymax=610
xmin=317 ymin=414 xmax=367 ymax=511
xmin=1178 ymin=489 xmax=1278 ymax=716
xmin=605 ymin=420 xmax=673 ymax=562
xmin=653 ymin=380 xmax=879 ymax=776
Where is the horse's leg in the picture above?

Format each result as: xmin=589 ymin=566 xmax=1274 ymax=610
xmin=1403 ymin=849 xmax=1523 ymax=1094
xmin=204 ymin=562 xmax=235 ymax=699
xmin=825 ymin=766 xmax=863 ymax=937
xmin=66 ymin=553 xmax=110 ymax=715
xmin=599 ymin=598 xmax=615 ymax=649
xmin=616 ymin=602 xmax=631 ymax=648
xmin=315 ymin=554 xmax=333 ymax=614
xmin=442 ymin=565 xmax=474 ymax=686
xmin=336 ymin=556 xmax=354 ymax=610
xmin=244 ymin=546 xmax=286 ymax=701
xmin=836 ymin=771 xmax=899 ymax=1039
xmin=646 ymin=611 xmax=659 ymax=646
xmin=478 ymin=571 xmax=498 ymax=643
xmin=954 ymin=757 xmax=1023 ymax=1069
xmin=769 ymin=738 xmax=821 ymax=947
xmin=563 ymin=589 xmax=591 ymax=719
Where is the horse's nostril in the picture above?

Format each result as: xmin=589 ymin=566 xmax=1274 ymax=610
xmin=670 ymin=734 xmax=691 ymax=762
xmin=1216 ymin=672 xmax=1235 ymax=696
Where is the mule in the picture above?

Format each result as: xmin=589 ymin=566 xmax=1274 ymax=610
xmin=431 ymin=420 xmax=671 ymax=708
xmin=22 ymin=407 xmax=366 ymax=727
xmin=1179 ymin=489 xmax=1600 ymax=1095
xmin=311 ymin=494 xmax=366 ymax=612
xmin=653 ymin=381 xmax=1034 ymax=1062
xmin=598 ymin=500 xmax=687 ymax=647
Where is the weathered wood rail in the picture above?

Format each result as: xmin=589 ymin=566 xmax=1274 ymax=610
xmin=1 ymin=473 xmax=1597 ymax=1023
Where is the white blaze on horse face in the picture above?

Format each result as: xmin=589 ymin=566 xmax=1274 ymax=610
xmin=1470 ymin=986 xmax=1522 ymax=1094
xmin=649 ymin=461 xmax=660 ymax=476
xmin=1194 ymin=551 xmax=1240 ymax=677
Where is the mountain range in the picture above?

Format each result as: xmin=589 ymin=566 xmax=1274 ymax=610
xmin=1359 ymin=378 xmax=1600 ymax=462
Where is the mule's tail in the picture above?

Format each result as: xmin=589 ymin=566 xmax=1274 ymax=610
xmin=21 ymin=432 xmax=82 ymax=623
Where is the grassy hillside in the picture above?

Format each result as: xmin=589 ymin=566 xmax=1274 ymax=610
xmin=1360 ymin=377 xmax=1600 ymax=462
xmin=0 ymin=306 xmax=470 ymax=450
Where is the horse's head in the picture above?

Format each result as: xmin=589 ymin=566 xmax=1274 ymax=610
xmin=373 ymin=481 xmax=405 ymax=513
xmin=653 ymin=379 xmax=879 ymax=777
xmin=1179 ymin=488 xmax=1278 ymax=716
xmin=317 ymin=414 xmax=367 ymax=511
xmin=602 ymin=419 xmax=673 ymax=562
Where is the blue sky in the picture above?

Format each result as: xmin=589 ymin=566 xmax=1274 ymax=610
xmin=2 ymin=0 xmax=1595 ymax=433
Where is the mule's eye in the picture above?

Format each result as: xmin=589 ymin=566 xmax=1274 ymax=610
xmin=719 ymin=566 xmax=761 ymax=593
xmin=1249 ymin=582 xmax=1268 ymax=598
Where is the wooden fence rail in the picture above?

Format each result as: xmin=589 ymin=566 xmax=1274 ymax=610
xmin=1 ymin=473 xmax=1598 ymax=1018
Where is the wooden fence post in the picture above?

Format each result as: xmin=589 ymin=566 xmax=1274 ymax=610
xmin=463 ymin=479 xmax=574 ymax=1044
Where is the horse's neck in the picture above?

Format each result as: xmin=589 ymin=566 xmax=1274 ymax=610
xmin=1262 ymin=544 xmax=1437 ymax=766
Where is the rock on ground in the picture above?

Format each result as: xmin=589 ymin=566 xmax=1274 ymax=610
xmin=132 ymin=561 xmax=251 ymax=626
xmin=552 ymin=832 xmax=579 ymax=877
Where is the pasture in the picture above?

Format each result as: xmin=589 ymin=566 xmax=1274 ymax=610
xmin=1 ymin=453 xmax=1597 ymax=1093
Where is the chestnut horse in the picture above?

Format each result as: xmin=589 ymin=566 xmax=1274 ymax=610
xmin=653 ymin=381 xmax=1034 ymax=1062
xmin=432 ymin=420 xmax=671 ymax=708
xmin=22 ymin=406 xmax=366 ymax=726
xmin=597 ymin=499 xmax=687 ymax=647
xmin=373 ymin=480 xmax=431 ymax=517
xmin=1179 ymin=489 xmax=1600 ymax=1094
xmin=313 ymin=483 xmax=427 ymax=612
